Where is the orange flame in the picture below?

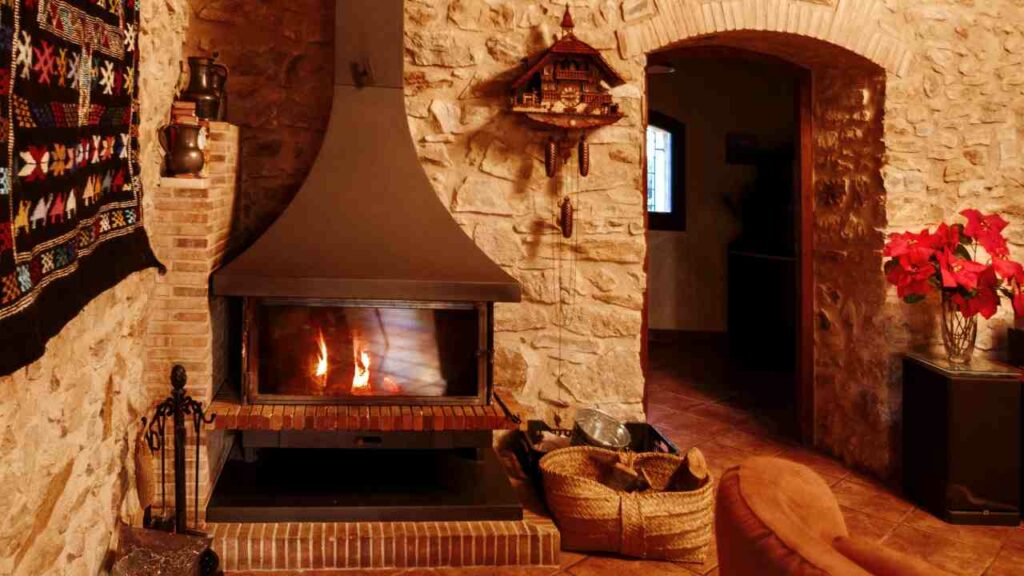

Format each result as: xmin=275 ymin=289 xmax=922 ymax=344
xmin=352 ymin=346 xmax=371 ymax=393
xmin=313 ymin=331 xmax=328 ymax=384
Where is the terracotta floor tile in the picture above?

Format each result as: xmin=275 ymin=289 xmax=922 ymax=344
xmin=831 ymin=478 xmax=914 ymax=524
xmin=986 ymin=543 xmax=1024 ymax=576
xmin=653 ymin=425 xmax=712 ymax=453
xmin=649 ymin=390 xmax=710 ymax=411
xmin=693 ymin=441 xmax=752 ymax=479
xmin=882 ymin=525 xmax=1002 ymax=576
xmin=652 ymin=410 xmax=732 ymax=438
xmin=647 ymin=403 xmax=688 ymax=425
xmin=640 ymin=339 xmax=1018 ymax=576
xmin=685 ymin=402 xmax=751 ymax=426
xmin=904 ymin=508 xmax=1017 ymax=549
xmin=558 ymin=551 xmax=588 ymax=571
xmin=565 ymin=554 xmax=701 ymax=576
xmin=1000 ymin=526 xmax=1024 ymax=549
xmin=773 ymin=445 xmax=851 ymax=482
xmin=711 ymin=427 xmax=789 ymax=456
xmin=841 ymin=506 xmax=899 ymax=542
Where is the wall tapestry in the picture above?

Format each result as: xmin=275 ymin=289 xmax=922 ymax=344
xmin=0 ymin=0 xmax=159 ymax=375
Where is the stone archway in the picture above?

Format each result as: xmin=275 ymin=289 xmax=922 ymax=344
xmin=615 ymin=0 xmax=913 ymax=77
xmin=629 ymin=2 xmax=908 ymax=474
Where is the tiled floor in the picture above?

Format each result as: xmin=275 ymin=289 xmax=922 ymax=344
xmin=635 ymin=337 xmax=1024 ymax=576
xmin=360 ymin=337 xmax=1024 ymax=575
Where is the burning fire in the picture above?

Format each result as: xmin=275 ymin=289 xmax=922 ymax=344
xmin=352 ymin=345 xmax=371 ymax=394
xmin=382 ymin=376 xmax=401 ymax=394
xmin=310 ymin=331 xmax=381 ymax=394
xmin=313 ymin=331 xmax=329 ymax=385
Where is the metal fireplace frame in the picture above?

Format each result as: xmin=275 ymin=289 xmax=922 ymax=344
xmin=241 ymin=297 xmax=494 ymax=406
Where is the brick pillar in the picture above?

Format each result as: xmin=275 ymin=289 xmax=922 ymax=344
xmin=143 ymin=121 xmax=239 ymax=526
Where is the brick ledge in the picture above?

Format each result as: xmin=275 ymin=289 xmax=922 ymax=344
xmin=208 ymin=399 xmax=518 ymax=432
xmin=209 ymin=516 xmax=560 ymax=572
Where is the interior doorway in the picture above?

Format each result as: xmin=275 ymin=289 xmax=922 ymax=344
xmin=643 ymin=46 xmax=809 ymax=440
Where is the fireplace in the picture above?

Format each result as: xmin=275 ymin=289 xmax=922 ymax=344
xmin=204 ymin=0 xmax=523 ymax=525
xmin=244 ymin=299 xmax=491 ymax=405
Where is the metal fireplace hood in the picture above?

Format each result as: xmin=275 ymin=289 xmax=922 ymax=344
xmin=213 ymin=0 xmax=520 ymax=303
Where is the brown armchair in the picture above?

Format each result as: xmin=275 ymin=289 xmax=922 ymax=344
xmin=714 ymin=457 xmax=953 ymax=576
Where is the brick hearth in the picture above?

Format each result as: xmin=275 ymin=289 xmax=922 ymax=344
xmin=209 ymin=513 xmax=560 ymax=572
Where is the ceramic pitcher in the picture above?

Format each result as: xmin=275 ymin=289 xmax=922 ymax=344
xmin=159 ymin=124 xmax=206 ymax=177
xmin=181 ymin=56 xmax=228 ymax=120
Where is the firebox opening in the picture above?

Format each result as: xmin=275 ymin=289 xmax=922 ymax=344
xmin=247 ymin=299 xmax=488 ymax=404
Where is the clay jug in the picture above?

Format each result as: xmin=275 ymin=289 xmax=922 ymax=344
xmin=181 ymin=56 xmax=228 ymax=120
xmin=159 ymin=124 xmax=206 ymax=177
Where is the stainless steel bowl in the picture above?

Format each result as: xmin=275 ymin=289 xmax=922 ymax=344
xmin=571 ymin=407 xmax=631 ymax=450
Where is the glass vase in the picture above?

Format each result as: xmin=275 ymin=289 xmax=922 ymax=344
xmin=941 ymin=293 xmax=977 ymax=365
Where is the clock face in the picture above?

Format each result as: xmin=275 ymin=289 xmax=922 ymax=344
xmin=560 ymin=85 xmax=581 ymax=108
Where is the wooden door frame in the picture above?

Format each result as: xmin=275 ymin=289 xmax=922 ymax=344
xmin=641 ymin=51 xmax=816 ymax=445
xmin=797 ymin=68 xmax=815 ymax=445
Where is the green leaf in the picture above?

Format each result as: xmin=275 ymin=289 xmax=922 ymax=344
xmin=954 ymin=244 xmax=972 ymax=260
xmin=904 ymin=294 xmax=926 ymax=304
xmin=883 ymin=259 xmax=899 ymax=274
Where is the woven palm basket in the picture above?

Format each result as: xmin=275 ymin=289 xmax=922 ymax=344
xmin=539 ymin=446 xmax=714 ymax=562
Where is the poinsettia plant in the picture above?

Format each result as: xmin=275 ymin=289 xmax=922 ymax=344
xmin=883 ymin=209 xmax=1024 ymax=319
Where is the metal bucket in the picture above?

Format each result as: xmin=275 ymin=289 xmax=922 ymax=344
xmin=571 ymin=407 xmax=631 ymax=450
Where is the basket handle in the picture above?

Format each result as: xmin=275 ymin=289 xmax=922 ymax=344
xmin=619 ymin=493 xmax=646 ymax=558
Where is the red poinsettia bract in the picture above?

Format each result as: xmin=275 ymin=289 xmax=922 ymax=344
xmin=883 ymin=209 xmax=1023 ymax=319
xmin=962 ymin=209 xmax=1010 ymax=258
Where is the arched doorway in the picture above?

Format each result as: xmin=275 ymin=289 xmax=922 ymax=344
xmin=639 ymin=27 xmax=892 ymax=445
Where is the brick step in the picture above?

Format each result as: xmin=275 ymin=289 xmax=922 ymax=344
xmin=207 ymin=400 xmax=518 ymax=432
xmin=209 ymin=516 xmax=560 ymax=572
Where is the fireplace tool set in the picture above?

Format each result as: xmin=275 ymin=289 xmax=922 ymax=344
xmin=135 ymin=365 xmax=219 ymax=573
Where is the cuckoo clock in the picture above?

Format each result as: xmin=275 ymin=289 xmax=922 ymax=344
xmin=509 ymin=7 xmax=626 ymax=239
xmin=509 ymin=7 xmax=625 ymax=130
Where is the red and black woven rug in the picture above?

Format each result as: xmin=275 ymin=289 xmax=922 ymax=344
xmin=0 ymin=0 xmax=159 ymax=375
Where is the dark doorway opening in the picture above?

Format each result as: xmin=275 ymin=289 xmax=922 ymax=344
xmin=643 ymin=47 xmax=806 ymax=439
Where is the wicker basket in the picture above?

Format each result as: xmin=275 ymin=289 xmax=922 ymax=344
xmin=539 ymin=446 xmax=714 ymax=562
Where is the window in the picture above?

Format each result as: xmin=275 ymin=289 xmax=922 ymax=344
xmin=646 ymin=111 xmax=685 ymax=231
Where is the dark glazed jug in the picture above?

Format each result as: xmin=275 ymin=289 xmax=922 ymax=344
xmin=181 ymin=56 xmax=228 ymax=120
xmin=159 ymin=124 xmax=206 ymax=177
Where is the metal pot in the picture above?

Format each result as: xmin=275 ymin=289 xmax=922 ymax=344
xmin=570 ymin=407 xmax=631 ymax=450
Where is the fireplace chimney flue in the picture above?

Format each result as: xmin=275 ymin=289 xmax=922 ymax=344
xmin=213 ymin=0 xmax=521 ymax=303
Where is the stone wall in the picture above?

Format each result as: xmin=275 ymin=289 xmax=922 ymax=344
xmin=812 ymin=65 xmax=892 ymax=474
xmin=179 ymin=0 xmax=1024 ymax=478
xmin=404 ymin=1 xmax=648 ymax=424
xmin=872 ymin=0 xmax=1024 ymax=476
xmin=184 ymin=0 xmax=333 ymax=244
xmin=0 ymin=1 xmax=188 ymax=574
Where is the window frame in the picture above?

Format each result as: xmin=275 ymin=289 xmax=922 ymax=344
xmin=646 ymin=111 xmax=686 ymax=232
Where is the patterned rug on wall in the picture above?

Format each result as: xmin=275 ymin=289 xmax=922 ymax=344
xmin=0 ymin=0 xmax=159 ymax=375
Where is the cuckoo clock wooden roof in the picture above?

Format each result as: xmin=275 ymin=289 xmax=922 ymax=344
xmin=509 ymin=7 xmax=625 ymax=129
